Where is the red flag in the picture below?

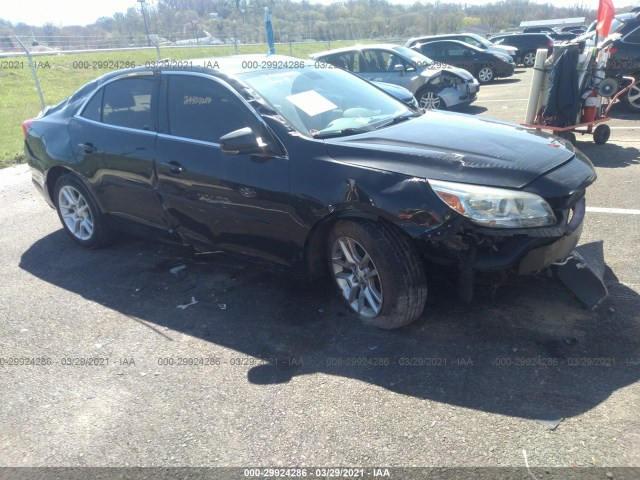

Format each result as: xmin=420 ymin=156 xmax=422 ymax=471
xmin=596 ymin=0 xmax=615 ymax=38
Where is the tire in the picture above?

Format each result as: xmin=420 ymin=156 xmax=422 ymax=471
xmin=54 ymin=174 xmax=113 ymax=248
xmin=476 ymin=65 xmax=495 ymax=84
xmin=522 ymin=51 xmax=536 ymax=68
xmin=327 ymin=219 xmax=427 ymax=329
xmin=593 ymin=124 xmax=610 ymax=145
xmin=622 ymin=77 xmax=640 ymax=113
xmin=417 ymin=88 xmax=446 ymax=110
xmin=557 ymin=131 xmax=576 ymax=146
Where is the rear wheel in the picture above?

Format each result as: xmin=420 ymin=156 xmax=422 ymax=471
xmin=417 ymin=88 xmax=445 ymax=110
xmin=476 ymin=65 xmax=495 ymax=84
xmin=54 ymin=174 xmax=112 ymax=248
xmin=328 ymin=219 xmax=427 ymax=329
xmin=522 ymin=51 xmax=536 ymax=67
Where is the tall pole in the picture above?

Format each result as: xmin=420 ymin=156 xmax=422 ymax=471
xmin=138 ymin=0 xmax=151 ymax=46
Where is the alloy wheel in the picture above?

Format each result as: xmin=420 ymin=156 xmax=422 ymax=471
xmin=523 ymin=52 xmax=536 ymax=67
xmin=419 ymin=91 xmax=442 ymax=110
xmin=58 ymin=185 xmax=94 ymax=241
xmin=478 ymin=67 xmax=494 ymax=83
xmin=331 ymin=236 xmax=383 ymax=318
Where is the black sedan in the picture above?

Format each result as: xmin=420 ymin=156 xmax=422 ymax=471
xmin=24 ymin=55 xmax=596 ymax=329
xmin=410 ymin=40 xmax=515 ymax=84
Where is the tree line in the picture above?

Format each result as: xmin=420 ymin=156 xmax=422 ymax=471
xmin=0 ymin=0 xmax=619 ymax=51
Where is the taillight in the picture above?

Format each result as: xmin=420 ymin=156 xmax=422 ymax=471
xmin=22 ymin=119 xmax=33 ymax=138
xmin=609 ymin=47 xmax=618 ymax=54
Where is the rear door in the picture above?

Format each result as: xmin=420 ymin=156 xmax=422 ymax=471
xmin=155 ymin=72 xmax=297 ymax=267
xmin=68 ymin=73 xmax=166 ymax=229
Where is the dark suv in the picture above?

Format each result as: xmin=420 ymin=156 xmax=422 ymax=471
xmin=490 ymin=33 xmax=554 ymax=67
xmin=604 ymin=12 xmax=640 ymax=112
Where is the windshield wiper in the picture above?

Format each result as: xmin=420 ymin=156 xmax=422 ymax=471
xmin=374 ymin=112 xmax=421 ymax=130
xmin=312 ymin=126 xmax=374 ymax=139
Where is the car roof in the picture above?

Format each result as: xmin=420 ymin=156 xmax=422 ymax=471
xmin=414 ymin=39 xmax=483 ymax=51
xmin=310 ymin=44 xmax=404 ymax=57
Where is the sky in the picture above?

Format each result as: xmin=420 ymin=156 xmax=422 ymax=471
xmin=1 ymin=0 xmax=638 ymax=27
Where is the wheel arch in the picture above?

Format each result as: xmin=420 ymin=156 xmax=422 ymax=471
xmin=46 ymin=166 xmax=106 ymax=213
xmin=303 ymin=208 xmax=417 ymax=280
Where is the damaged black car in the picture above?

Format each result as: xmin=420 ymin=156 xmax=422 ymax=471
xmin=23 ymin=55 xmax=597 ymax=329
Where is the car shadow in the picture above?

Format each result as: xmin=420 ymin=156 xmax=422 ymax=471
xmin=491 ymin=78 xmax=521 ymax=85
xmin=457 ymin=105 xmax=488 ymax=115
xmin=20 ymin=231 xmax=640 ymax=422
xmin=576 ymin=141 xmax=640 ymax=168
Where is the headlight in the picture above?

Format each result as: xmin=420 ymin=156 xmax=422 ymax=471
xmin=428 ymin=179 xmax=556 ymax=228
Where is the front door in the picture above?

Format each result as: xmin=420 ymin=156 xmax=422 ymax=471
xmin=155 ymin=73 xmax=297 ymax=267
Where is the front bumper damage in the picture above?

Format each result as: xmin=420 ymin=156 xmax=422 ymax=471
xmin=415 ymin=197 xmax=607 ymax=307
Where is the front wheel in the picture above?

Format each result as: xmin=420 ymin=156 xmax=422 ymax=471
xmin=417 ymin=88 xmax=445 ymax=110
xmin=476 ymin=65 xmax=495 ymax=84
xmin=54 ymin=174 xmax=113 ymax=248
xmin=327 ymin=219 xmax=427 ymax=329
xmin=622 ymin=78 xmax=640 ymax=113
xmin=522 ymin=51 xmax=536 ymax=67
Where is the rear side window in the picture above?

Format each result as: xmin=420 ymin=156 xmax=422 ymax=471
xmin=80 ymin=77 xmax=156 ymax=131
xmin=166 ymin=75 xmax=255 ymax=143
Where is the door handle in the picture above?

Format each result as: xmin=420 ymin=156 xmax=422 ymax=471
xmin=161 ymin=161 xmax=184 ymax=174
xmin=78 ymin=142 xmax=97 ymax=154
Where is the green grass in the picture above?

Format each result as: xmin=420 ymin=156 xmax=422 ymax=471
xmin=0 ymin=40 xmax=370 ymax=167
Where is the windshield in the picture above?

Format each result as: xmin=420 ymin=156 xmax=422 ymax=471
xmin=467 ymin=34 xmax=492 ymax=48
xmin=391 ymin=46 xmax=435 ymax=67
xmin=238 ymin=67 xmax=413 ymax=138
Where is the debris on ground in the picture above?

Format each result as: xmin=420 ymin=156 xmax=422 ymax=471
xmin=177 ymin=297 xmax=198 ymax=310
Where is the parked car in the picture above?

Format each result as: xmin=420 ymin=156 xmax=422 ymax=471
xmin=603 ymin=12 xmax=640 ymax=112
xmin=522 ymin=26 xmax=556 ymax=34
xmin=23 ymin=55 xmax=597 ymax=329
xmin=490 ymin=33 xmax=554 ymax=66
xmin=405 ymin=32 xmax=518 ymax=60
xmin=310 ymin=44 xmax=479 ymax=110
xmin=410 ymin=40 xmax=515 ymax=84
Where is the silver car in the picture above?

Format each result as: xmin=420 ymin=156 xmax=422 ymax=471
xmin=310 ymin=44 xmax=480 ymax=110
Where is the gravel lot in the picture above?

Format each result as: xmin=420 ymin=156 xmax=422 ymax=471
xmin=0 ymin=68 xmax=639 ymax=477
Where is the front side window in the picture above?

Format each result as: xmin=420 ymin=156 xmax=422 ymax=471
xmin=166 ymin=75 xmax=256 ymax=143
xmin=80 ymin=77 xmax=155 ymax=131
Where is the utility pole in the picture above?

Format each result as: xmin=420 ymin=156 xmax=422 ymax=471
xmin=138 ymin=0 xmax=151 ymax=46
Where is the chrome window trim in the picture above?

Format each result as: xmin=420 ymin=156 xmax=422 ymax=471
xmin=157 ymin=132 xmax=220 ymax=148
xmin=73 ymin=116 xmax=158 ymax=137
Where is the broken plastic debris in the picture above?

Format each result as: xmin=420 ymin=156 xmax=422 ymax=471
xmin=170 ymin=264 xmax=186 ymax=275
xmin=177 ymin=297 xmax=198 ymax=309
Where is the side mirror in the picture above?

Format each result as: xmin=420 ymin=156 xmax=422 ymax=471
xmin=393 ymin=64 xmax=405 ymax=72
xmin=220 ymin=127 xmax=269 ymax=155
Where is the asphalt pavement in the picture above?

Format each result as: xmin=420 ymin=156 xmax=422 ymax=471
xmin=0 ymin=69 xmax=638 ymax=476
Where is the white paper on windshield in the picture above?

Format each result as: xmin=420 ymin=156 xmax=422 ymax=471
xmin=285 ymin=90 xmax=337 ymax=117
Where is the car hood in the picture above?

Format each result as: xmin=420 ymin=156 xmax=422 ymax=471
xmin=491 ymin=45 xmax=518 ymax=54
xmin=323 ymin=111 xmax=581 ymax=190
